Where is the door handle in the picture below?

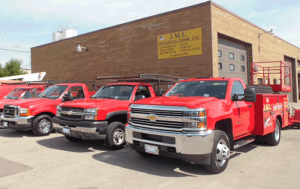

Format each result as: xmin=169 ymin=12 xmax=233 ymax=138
xmin=248 ymin=105 xmax=253 ymax=108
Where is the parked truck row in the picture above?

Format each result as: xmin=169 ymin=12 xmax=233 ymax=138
xmin=0 ymin=67 xmax=298 ymax=173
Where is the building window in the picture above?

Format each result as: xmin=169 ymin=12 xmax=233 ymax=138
xmin=241 ymin=66 xmax=245 ymax=72
xmin=240 ymin=55 xmax=245 ymax=61
xmin=218 ymin=50 xmax=222 ymax=57
xmin=258 ymin=78 xmax=263 ymax=85
xmin=219 ymin=63 xmax=222 ymax=70
xmin=229 ymin=53 xmax=234 ymax=59
xmin=229 ymin=64 xmax=235 ymax=71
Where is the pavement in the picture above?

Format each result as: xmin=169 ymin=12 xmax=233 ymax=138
xmin=0 ymin=128 xmax=300 ymax=189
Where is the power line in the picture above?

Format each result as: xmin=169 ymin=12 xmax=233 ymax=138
xmin=0 ymin=48 xmax=30 ymax=53
xmin=0 ymin=45 xmax=31 ymax=50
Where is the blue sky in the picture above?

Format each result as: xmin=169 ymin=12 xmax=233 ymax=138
xmin=0 ymin=0 xmax=299 ymax=69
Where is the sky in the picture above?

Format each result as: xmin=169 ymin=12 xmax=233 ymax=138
xmin=0 ymin=0 xmax=299 ymax=69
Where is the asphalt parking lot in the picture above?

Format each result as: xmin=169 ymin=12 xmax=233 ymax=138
xmin=0 ymin=128 xmax=299 ymax=189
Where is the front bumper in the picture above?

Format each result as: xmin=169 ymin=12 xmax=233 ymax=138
xmin=125 ymin=124 xmax=214 ymax=164
xmin=52 ymin=117 xmax=108 ymax=140
xmin=0 ymin=115 xmax=34 ymax=131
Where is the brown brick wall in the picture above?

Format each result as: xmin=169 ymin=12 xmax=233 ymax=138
xmin=32 ymin=3 xmax=213 ymax=86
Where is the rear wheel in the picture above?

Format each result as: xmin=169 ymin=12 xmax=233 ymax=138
xmin=205 ymin=131 xmax=230 ymax=174
xmin=32 ymin=115 xmax=53 ymax=136
xmin=105 ymin=122 xmax=125 ymax=150
xmin=266 ymin=119 xmax=281 ymax=146
xmin=65 ymin=135 xmax=82 ymax=142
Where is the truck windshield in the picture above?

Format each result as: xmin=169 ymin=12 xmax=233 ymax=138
xmin=92 ymin=85 xmax=134 ymax=100
xmin=165 ymin=81 xmax=227 ymax=99
xmin=38 ymin=85 xmax=68 ymax=100
xmin=4 ymin=88 xmax=27 ymax=100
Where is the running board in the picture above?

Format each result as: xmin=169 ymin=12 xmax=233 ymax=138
xmin=234 ymin=137 xmax=255 ymax=150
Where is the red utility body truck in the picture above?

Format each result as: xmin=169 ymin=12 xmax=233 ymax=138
xmin=126 ymin=62 xmax=291 ymax=174
xmin=53 ymin=74 xmax=181 ymax=150
xmin=1 ymin=82 xmax=95 ymax=135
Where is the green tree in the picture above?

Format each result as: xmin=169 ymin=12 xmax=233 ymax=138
xmin=0 ymin=58 xmax=26 ymax=77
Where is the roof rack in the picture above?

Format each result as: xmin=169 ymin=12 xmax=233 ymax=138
xmin=0 ymin=81 xmax=49 ymax=85
xmin=96 ymin=74 xmax=184 ymax=95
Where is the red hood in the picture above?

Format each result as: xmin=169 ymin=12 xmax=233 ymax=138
xmin=3 ymin=98 xmax=55 ymax=108
xmin=59 ymin=98 xmax=129 ymax=109
xmin=0 ymin=99 xmax=18 ymax=109
xmin=133 ymin=96 xmax=220 ymax=109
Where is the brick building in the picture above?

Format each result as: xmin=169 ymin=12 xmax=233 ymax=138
xmin=31 ymin=1 xmax=300 ymax=102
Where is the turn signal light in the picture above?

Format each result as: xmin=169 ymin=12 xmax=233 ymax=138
xmin=20 ymin=110 xmax=30 ymax=117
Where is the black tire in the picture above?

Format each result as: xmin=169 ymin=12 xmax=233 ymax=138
xmin=105 ymin=122 xmax=125 ymax=150
xmin=32 ymin=115 xmax=53 ymax=136
xmin=266 ymin=119 xmax=281 ymax=146
xmin=205 ymin=130 xmax=230 ymax=174
xmin=255 ymin=135 xmax=266 ymax=144
xmin=65 ymin=135 xmax=82 ymax=142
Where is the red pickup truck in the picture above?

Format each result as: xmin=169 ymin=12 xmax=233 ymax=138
xmin=126 ymin=77 xmax=289 ymax=173
xmin=53 ymin=82 xmax=157 ymax=150
xmin=1 ymin=83 xmax=95 ymax=135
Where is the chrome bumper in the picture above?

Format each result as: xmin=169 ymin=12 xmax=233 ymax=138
xmin=53 ymin=123 xmax=106 ymax=140
xmin=125 ymin=124 xmax=214 ymax=155
xmin=0 ymin=115 xmax=34 ymax=130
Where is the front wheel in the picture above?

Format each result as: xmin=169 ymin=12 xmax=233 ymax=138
xmin=205 ymin=130 xmax=230 ymax=174
xmin=105 ymin=122 xmax=125 ymax=150
xmin=266 ymin=119 xmax=281 ymax=146
xmin=32 ymin=115 xmax=53 ymax=136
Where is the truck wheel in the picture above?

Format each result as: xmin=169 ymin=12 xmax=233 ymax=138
xmin=205 ymin=130 xmax=230 ymax=174
xmin=65 ymin=135 xmax=82 ymax=142
xmin=266 ymin=119 xmax=281 ymax=146
xmin=32 ymin=115 xmax=53 ymax=136
xmin=105 ymin=122 xmax=125 ymax=150
xmin=255 ymin=135 xmax=266 ymax=144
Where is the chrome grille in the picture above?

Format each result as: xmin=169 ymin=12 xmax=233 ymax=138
xmin=131 ymin=108 xmax=183 ymax=117
xmin=131 ymin=117 xmax=183 ymax=129
xmin=3 ymin=105 xmax=17 ymax=117
xmin=60 ymin=107 xmax=83 ymax=120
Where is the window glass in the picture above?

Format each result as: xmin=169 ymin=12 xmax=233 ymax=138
xmin=218 ymin=63 xmax=222 ymax=70
xmin=69 ymin=86 xmax=85 ymax=99
xmin=135 ymin=86 xmax=151 ymax=98
xmin=92 ymin=85 xmax=134 ymax=100
xmin=241 ymin=66 xmax=245 ymax=72
xmin=240 ymin=55 xmax=245 ymax=61
xmin=38 ymin=85 xmax=68 ymax=100
xmin=22 ymin=88 xmax=43 ymax=99
xmin=5 ymin=88 xmax=26 ymax=100
xmin=165 ymin=81 xmax=227 ymax=99
xmin=231 ymin=81 xmax=244 ymax=100
xmin=230 ymin=64 xmax=235 ymax=71
xmin=218 ymin=50 xmax=222 ymax=57
xmin=229 ymin=53 xmax=234 ymax=59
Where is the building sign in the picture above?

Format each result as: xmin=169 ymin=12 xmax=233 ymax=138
xmin=157 ymin=28 xmax=202 ymax=59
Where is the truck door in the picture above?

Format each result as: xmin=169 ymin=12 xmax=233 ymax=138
xmin=231 ymin=81 xmax=254 ymax=138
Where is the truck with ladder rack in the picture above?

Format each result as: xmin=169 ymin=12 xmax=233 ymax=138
xmin=125 ymin=61 xmax=291 ymax=174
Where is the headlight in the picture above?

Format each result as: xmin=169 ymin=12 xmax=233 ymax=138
xmin=19 ymin=108 xmax=30 ymax=116
xmin=184 ymin=109 xmax=206 ymax=131
xmin=84 ymin=108 xmax=98 ymax=120
xmin=128 ymin=106 xmax=132 ymax=122
xmin=56 ymin=105 xmax=61 ymax=117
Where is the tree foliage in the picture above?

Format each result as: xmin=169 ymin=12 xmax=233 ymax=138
xmin=0 ymin=58 xmax=26 ymax=77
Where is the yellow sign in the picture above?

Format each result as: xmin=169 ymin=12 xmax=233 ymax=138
xmin=157 ymin=28 xmax=203 ymax=59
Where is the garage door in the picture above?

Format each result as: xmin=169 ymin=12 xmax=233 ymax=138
xmin=218 ymin=37 xmax=248 ymax=84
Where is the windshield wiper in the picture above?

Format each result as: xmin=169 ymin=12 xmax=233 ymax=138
xmin=95 ymin=96 xmax=118 ymax=99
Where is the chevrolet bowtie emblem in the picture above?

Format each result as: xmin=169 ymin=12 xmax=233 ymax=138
xmin=67 ymin=111 xmax=73 ymax=115
xmin=147 ymin=114 xmax=157 ymax=122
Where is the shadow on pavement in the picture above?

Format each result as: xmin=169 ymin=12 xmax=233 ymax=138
xmin=92 ymin=147 xmax=212 ymax=177
xmin=37 ymin=134 xmax=110 ymax=153
xmin=0 ymin=129 xmax=36 ymax=138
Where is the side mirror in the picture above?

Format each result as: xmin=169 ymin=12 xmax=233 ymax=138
xmin=244 ymin=88 xmax=256 ymax=102
xmin=62 ymin=93 xmax=73 ymax=102
xmin=232 ymin=94 xmax=239 ymax=101
xmin=135 ymin=95 xmax=145 ymax=101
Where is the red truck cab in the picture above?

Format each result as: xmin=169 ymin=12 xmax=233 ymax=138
xmin=53 ymin=82 xmax=156 ymax=149
xmin=1 ymin=83 xmax=94 ymax=135
xmin=126 ymin=77 xmax=289 ymax=173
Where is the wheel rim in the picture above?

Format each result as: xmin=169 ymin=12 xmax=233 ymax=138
xmin=216 ymin=139 xmax=230 ymax=166
xmin=37 ymin=119 xmax=52 ymax=134
xmin=113 ymin=128 xmax=124 ymax=145
xmin=275 ymin=121 xmax=280 ymax=141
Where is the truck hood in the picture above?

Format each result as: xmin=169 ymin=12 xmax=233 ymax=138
xmin=3 ymin=98 xmax=54 ymax=108
xmin=0 ymin=99 xmax=17 ymax=109
xmin=59 ymin=98 xmax=128 ymax=109
xmin=133 ymin=96 xmax=220 ymax=109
